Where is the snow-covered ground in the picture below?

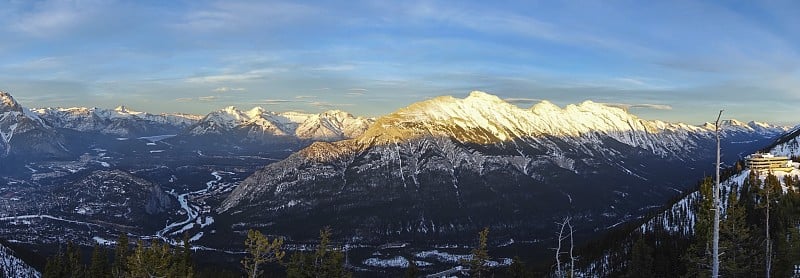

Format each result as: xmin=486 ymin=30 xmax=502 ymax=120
xmin=0 ymin=242 xmax=40 ymax=278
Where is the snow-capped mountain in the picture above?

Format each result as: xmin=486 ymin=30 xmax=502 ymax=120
xmin=185 ymin=106 xmax=372 ymax=142
xmin=218 ymin=91 xmax=787 ymax=243
xmin=0 ymin=242 xmax=40 ymax=278
xmin=33 ymin=105 xmax=201 ymax=137
xmin=0 ymin=91 xmax=67 ymax=158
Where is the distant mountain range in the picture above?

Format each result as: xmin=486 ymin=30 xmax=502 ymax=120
xmin=218 ymin=91 xmax=791 ymax=244
xmin=0 ymin=91 xmax=373 ymax=159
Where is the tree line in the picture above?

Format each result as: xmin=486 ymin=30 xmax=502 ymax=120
xmin=39 ymin=227 xmax=355 ymax=278
xmin=625 ymin=171 xmax=800 ymax=277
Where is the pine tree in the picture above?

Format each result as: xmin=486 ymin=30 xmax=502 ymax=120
xmin=172 ymin=233 xmax=194 ymax=278
xmin=286 ymin=252 xmax=313 ymax=278
xmin=89 ymin=243 xmax=109 ymax=278
xmin=112 ymin=233 xmax=129 ymax=278
xmin=286 ymin=227 xmax=350 ymax=278
xmin=682 ymin=177 xmax=713 ymax=277
xmin=626 ymin=237 xmax=654 ymax=278
xmin=404 ymin=257 xmax=419 ymax=278
xmin=760 ymin=172 xmax=782 ymax=278
xmin=506 ymin=256 xmax=529 ymax=278
xmin=127 ymin=240 xmax=173 ymax=278
xmin=467 ymin=227 xmax=491 ymax=277
xmin=65 ymin=241 xmax=84 ymax=278
xmin=241 ymin=229 xmax=285 ymax=278
xmin=315 ymin=227 xmax=349 ymax=278
xmin=720 ymin=186 xmax=757 ymax=277
xmin=43 ymin=249 xmax=65 ymax=278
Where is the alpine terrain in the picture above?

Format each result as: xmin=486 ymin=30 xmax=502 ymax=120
xmin=218 ymin=91 xmax=788 ymax=256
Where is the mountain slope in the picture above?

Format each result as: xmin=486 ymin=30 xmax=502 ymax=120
xmin=218 ymin=91 xmax=786 ymax=246
xmin=0 ymin=92 xmax=67 ymax=158
xmin=577 ymin=125 xmax=800 ymax=276
xmin=0 ymin=242 xmax=40 ymax=278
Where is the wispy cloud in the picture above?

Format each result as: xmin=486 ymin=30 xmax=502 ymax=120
xmin=504 ymin=97 xmax=542 ymax=105
xmin=603 ymin=103 xmax=673 ymax=111
xmin=174 ymin=97 xmax=194 ymax=103
xmin=311 ymin=64 xmax=356 ymax=71
xmin=185 ymin=69 xmax=281 ymax=83
xmin=256 ymin=99 xmax=304 ymax=105
xmin=310 ymin=101 xmax=353 ymax=109
xmin=11 ymin=1 xmax=85 ymax=37
xmin=213 ymin=87 xmax=246 ymax=92
xmin=174 ymin=1 xmax=321 ymax=33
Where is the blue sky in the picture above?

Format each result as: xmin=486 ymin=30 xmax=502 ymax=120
xmin=1 ymin=0 xmax=799 ymax=124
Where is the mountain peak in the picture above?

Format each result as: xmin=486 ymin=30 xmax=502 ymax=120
xmin=531 ymin=100 xmax=561 ymax=113
xmin=114 ymin=105 xmax=128 ymax=113
xmin=0 ymin=91 xmax=22 ymax=113
xmin=245 ymin=107 xmax=266 ymax=118
xmin=465 ymin=91 xmax=504 ymax=103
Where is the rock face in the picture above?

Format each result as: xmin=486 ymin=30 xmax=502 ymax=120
xmin=219 ymin=91 xmax=788 ymax=242
xmin=0 ymin=91 xmax=67 ymax=159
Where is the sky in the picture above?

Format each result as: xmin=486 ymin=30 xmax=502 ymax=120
xmin=1 ymin=0 xmax=799 ymax=124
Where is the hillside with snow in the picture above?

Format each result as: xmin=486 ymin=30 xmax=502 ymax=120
xmin=578 ymin=124 xmax=800 ymax=276
xmin=0 ymin=92 xmax=67 ymax=158
xmin=0 ymin=242 xmax=40 ymax=278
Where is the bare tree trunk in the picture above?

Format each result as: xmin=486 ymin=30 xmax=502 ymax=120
xmin=555 ymin=219 xmax=565 ymax=277
xmin=712 ymin=110 xmax=722 ymax=278
xmin=554 ymin=216 xmax=574 ymax=278
xmin=766 ymin=187 xmax=771 ymax=278
xmin=569 ymin=220 xmax=575 ymax=278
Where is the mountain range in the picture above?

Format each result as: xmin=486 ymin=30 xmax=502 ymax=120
xmin=0 ymin=91 xmax=373 ymax=160
xmin=0 ymin=89 xmax=796 ymax=275
xmin=217 ymin=91 xmax=789 ymax=245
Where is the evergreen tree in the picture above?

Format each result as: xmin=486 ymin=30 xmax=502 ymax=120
xmin=43 ymin=249 xmax=65 ymax=278
xmin=506 ymin=256 xmax=529 ymax=278
xmin=173 ymin=233 xmax=194 ymax=278
xmin=127 ymin=240 xmax=173 ymax=278
xmin=286 ymin=252 xmax=313 ymax=278
xmin=626 ymin=237 xmax=654 ymax=278
xmin=467 ymin=227 xmax=491 ymax=278
xmin=682 ymin=177 xmax=713 ymax=277
xmin=720 ymin=186 xmax=757 ymax=277
xmin=285 ymin=227 xmax=350 ymax=278
xmin=404 ymin=257 xmax=419 ymax=278
xmin=241 ymin=229 xmax=285 ymax=278
xmin=760 ymin=172 xmax=782 ymax=278
xmin=65 ymin=241 xmax=84 ymax=278
xmin=112 ymin=233 xmax=129 ymax=278
xmin=89 ymin=243 xmax=109 ymax=278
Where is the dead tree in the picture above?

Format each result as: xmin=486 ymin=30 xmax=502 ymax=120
xmin=554 ymin=216 xmax=575 ymax=278
xmin=712 ymin=110 xmax=722 ymax=278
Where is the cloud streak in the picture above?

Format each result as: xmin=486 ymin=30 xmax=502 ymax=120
xmin=603 ymin=103 xmax=673 ymax=111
